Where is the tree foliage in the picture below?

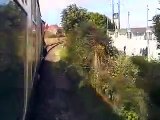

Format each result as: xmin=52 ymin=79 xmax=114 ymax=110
xmin=61 ymin=4 xmax=88 ymax=33
xmin=63 ymin=20 xmax=148 ymax=120
xmin=61 ymin=4 xmax=148 ymax=120
xmin=61 ymin=4 xmax=115 ymax=33
xmin=88 ymin=12 xmax=115 ymax=33
xmin=153 ymin=14 xmax=160 ymax=43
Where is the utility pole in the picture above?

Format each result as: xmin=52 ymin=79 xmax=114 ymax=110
xmin=118 ymin=0 xmax=120 ymax=29
xmin=147 ymin=5 xmax=149 ymax=29
xmin=128 ymin=11 xmax=130 ymax=30
xmin=147 ymin=5 xmax=150 ymax=60
xmin=112 ymin=0 xmax=114 ymax=23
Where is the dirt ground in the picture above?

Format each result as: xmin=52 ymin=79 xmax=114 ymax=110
xmin=26 ymin=37 xmax=88 ymax=120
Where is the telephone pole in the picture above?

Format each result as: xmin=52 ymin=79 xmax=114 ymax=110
xmin=128 ymin=11 xmax=130 ymax=30
xmin=118 ymin=0 xmax=120 ymax=29
xmin=147 ymin=5 xmax=150 ymax=60
xmin=112 ymin=0 xmax=114 ymax=23
xmin=147 ymin=5 xmax=149 ymax=28
xmin=112 ymin=0 xmax=120 ymax=29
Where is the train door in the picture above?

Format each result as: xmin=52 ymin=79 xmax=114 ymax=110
xmin=0 ymin=0 xmax=27 ymax=119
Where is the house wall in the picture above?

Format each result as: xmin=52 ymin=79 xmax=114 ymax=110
xmin=111 ymin=33 xmax=160 ymax=60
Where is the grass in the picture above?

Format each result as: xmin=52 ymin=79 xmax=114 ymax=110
xmin=59 ymin=46 xmax=68 ymax=60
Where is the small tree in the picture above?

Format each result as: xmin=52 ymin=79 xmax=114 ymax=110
xmin=61 ymin=4 xmax=116 ymax=34
xmin=61 ymin=4 xmax=88 ymax=33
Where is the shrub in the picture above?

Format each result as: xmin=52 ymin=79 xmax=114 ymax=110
xmin=120 ymin=106 xmax=139 ymax=120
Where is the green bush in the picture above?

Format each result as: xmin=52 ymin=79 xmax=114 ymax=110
xmin=61 ymin=6 xmax=149 ymax=119
xmin=93 ymin=56 xmax=148 ymax=119
xmin=120 ymin=106 xmax=139 ymax=120
xmin=112 ymin=56 xmax=139 ymax=79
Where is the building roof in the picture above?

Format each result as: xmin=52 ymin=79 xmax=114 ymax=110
xmin=48 ymin=25 xmax=59 ymax=30
xmin=118 ymin=26 xmax=154 ymax=35
xmin=131 ymin=27 xmax=146 ymax=36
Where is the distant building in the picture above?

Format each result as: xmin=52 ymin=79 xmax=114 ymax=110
xmin=47 ymin=25 xmax=59 ymax=35
xmin=110 ymin=27 xmax=160 ymax=60
xmin=113 ymin=27 xmax=156 ymax=40
xmin=46 ymin=25 xmax=64 ymax=36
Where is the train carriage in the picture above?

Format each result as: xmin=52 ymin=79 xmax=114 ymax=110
xmin=0 ymin=0 xmax=44 ymax=119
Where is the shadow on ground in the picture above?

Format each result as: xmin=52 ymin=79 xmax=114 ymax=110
xmin=26 ymin=59 xmax=121 ymax=120
xmin=77 ymin=85 xmax=121 ymax=120
xmin=131 ymin=56 xmax=160 ymax=120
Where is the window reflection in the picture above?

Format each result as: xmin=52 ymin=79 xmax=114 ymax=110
xmin=0 ymin=0 xmax=10 ymax=5
xmin=32 ymin=23 xmax=37 ymax=74
xmin=0 ymin=1 xmax=26 ymax=120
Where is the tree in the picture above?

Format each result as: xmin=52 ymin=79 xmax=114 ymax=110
xmin=153 ymin=14 xmax=160 ymax=43
xmin=61 ymin=4 xmax=88 ymax=33
xmin=62 ymin=4 xmax=148 ymax=120
xmin=88 ymin=12 xmax=115 ymax=33
xmin=61 ymin=4 xmax=115 ymax=34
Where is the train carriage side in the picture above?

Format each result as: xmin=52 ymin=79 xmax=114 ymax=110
xmin=0 ymin=0 xmax=43 ymax=120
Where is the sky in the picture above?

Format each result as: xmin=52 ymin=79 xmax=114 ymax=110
xmin=39 ymin=0 xmax=159 ymax=28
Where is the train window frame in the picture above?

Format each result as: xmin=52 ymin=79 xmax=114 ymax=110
xmin=31 ymin=0 xmax=37 ymax=24
xmin=31 ymin=21 xmax=37 ymax=75
xmin=25 ymin=0 xmax=27 ymax=4
xmin=20 ymin=0 xmax=27 ymax=5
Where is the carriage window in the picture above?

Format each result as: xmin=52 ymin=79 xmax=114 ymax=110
xmin=0 ymin=1 xmax=27 ymax=119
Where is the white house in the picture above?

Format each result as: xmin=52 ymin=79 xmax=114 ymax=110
xmin=109 ymin=27 xmax=160 ymax=60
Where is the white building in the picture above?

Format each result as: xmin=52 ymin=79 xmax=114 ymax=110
xmin=109 ymin=27 xmax=160 ymax=60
